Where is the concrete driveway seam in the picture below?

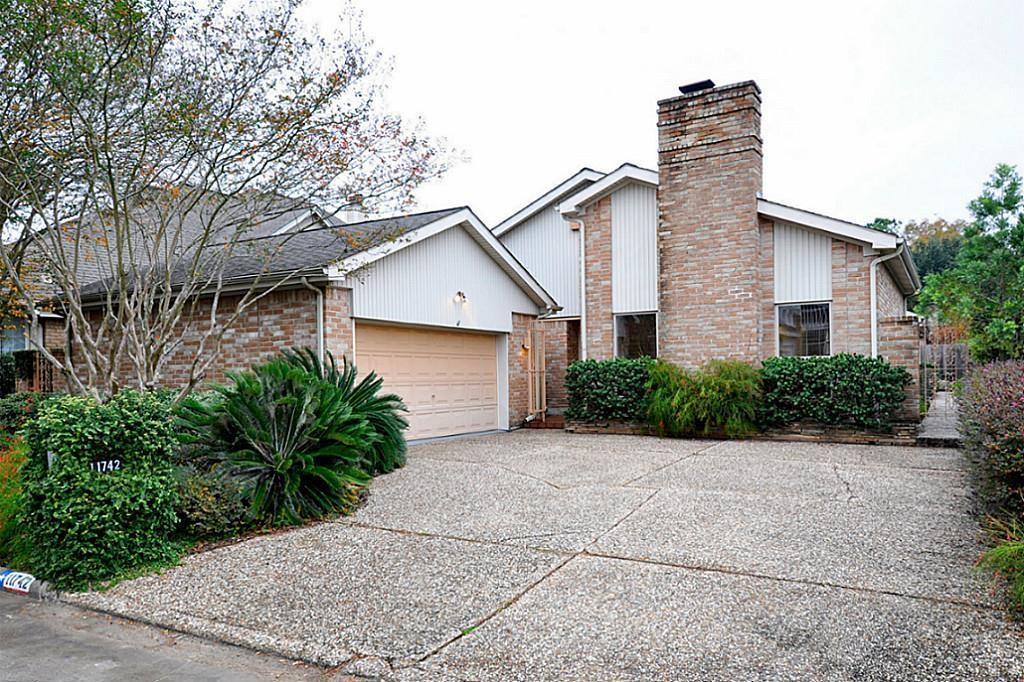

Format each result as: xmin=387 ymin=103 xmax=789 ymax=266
xmin=333 ymin=519 xmax=576 ymax=558
xmin=411 ymin=553 xmax=577 ymax=667
xmin=415 ymin=455 xmax=566 ymax=491
xmin=578 ymin=549 xmax=998 ymax=610
xmin=620 ymin=441 xmax=725 ymax=488
xmin=407 ymin=483 xmax=664 ymax=671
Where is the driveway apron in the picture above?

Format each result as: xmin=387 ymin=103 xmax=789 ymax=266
xmin=65 ymin=431 xmax=1024 ymax=680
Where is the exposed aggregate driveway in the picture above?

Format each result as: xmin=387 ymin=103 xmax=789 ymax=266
xmin=66 ymin=431 xmax=1024 ymax=680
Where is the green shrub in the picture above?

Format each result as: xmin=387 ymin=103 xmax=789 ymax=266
xmin=177 ymin=356 xmax=372 ymax=526
xmin=175 ymin=467 xmax=253 ymax=540
xmin=760 ymin=354 xmax=910 ymax=429
xmin=979 ymin=517 xmax=1024 ymax=612
xmin=19 ymin=391 xmax=181 ymax=590
xmin=0 ymin=437 xmax=30 ymax=568
xmin=0 ymin=354 xmax=14 ymax=396
xmin=280 ymin=348 xmax=409 ymax=474
xmin=565 ymin=357 xmax=653 ymax=423
xmin=960 ymin=362 xmax=1024 ymax=515
xmin=647 ymin=359 xmax=761 ymax=437
xmin=0 ymin=392 xmax=41 ymax=442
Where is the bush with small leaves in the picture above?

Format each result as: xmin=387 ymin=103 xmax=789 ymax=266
xmin=761 ymin=354 xmax=910 ymax=429
xmin=19 ymin=391 xmax=181 ymax=590
xmin=565 ymin=357 xmax=653 ymax=423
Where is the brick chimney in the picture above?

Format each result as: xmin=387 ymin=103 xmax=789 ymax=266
xmin=656 ymin=80 xmax=763 ymax=366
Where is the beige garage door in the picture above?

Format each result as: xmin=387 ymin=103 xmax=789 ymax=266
xmin=355 ymin=323 xmax=500 ymax=440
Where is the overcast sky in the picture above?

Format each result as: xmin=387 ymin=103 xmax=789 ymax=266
xmin=309 ymin=0 xmax=1023 ymax=227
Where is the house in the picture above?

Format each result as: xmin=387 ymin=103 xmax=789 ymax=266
xmin=40 ymin=206 xmax=558 ymax=440
xmin=29 ymin=77 xmax=924 ymax=438
xmin=495 ymin=79 xmax=923 ymax=419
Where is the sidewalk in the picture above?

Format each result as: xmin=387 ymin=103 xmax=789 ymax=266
xmin=917 ymin=391 xmax=961 ymax=447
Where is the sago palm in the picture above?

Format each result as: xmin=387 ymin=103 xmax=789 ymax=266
xmin=281 ymin=348 xmax=409 ymax=474
xmin=179 ymin=359 xmax=371 ymax=525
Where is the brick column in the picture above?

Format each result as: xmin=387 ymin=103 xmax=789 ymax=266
xmin=539 ymin=318 xmax=579 ymax=410
xmin=656 ymin=80 xmax=764 ymax=367
xmin=323 ymin=284 xmax=354 ymax=364
xmin=878 ymin=315 xmax=925 ymax=422
xmin=582 ymin=196 xmax=613 ymax=360
xmin=508 ymin=313 xmax=537 ymax=426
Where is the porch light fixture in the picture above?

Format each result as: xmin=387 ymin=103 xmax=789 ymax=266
xmin=453 ymin=291 xmax=468 ymax=304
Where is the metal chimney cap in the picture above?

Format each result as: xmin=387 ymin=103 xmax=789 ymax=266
xmin=678 ymin=79 xmax=716 ymax=94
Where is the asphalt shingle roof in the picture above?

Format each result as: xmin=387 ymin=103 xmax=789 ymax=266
xmin=76 ymin=207 xmax=464 ymax=301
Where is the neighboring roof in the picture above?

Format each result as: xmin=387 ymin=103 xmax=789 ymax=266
xmin=78 ymin=206 xmax=560 ymax=311
xmin=757 ymin=199 xmax=899 ymax=250
xmin=558 ymin=163 xmax=658 ymax=216
xmin=492 ymin=168 xmax=604 ymax=236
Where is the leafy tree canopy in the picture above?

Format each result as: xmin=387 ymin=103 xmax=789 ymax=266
xmin=917 ymin=164 xmax=1024 ymax=361
xmin=866 ymin=217 xmax=902 ymax=235
xmin=906 ymin=218 xmax=966 ymax=280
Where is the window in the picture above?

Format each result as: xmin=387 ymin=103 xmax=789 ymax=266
xmin=777 ymin=303 xmax=830 ymax=357
xmin=615 ymin=313 xmax=656 ymax=358
xmin=0 ymin=322 xmax=27 ymax=353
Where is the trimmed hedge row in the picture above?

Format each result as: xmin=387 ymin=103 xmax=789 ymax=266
xmin=565 ymin=357 xmax=652 ymax=422
xmin=760 ymin=355 xmax=911 ymax=429
xmin=566 ymin=353 xmax=912 ymax=434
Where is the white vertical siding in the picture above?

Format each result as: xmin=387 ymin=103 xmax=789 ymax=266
xmin=611 ymin=183 xmax=658 ymax=313
xmin=350 ymin=225 xmax=538 ymax=332
xmin=499 ymin=207 xmax=580 ymax=317
xmin=774 ymin=221 xmax=832 ymax=303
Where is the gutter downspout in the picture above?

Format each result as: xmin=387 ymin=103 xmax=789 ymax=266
xmin=869 ymin=240 xmax=907 ymax=357
xmin=577 ymin=216 xmax=587 ymax=360
xmin=299 ymin=277 xmax=325 ymax=363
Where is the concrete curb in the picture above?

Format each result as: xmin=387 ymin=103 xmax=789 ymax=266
xmin=0 ymin=566 xmax=54 ymax=600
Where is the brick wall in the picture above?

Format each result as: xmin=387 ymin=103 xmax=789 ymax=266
xmin=46 ymin=286 xmax=323 ymax=391
xmin=582 ymin=197 xmax=614 ymax=360
xmin=539 ymin=318 xmax=579 ymax=410
xmin=878 ymin=315 xmax=925 ymax=422
xmin=758 ymin=217 xmax=776 ymax=357
xmin=830 ymin=239 xmax=872 ymax=356
xmin=508 ymin=312 xmax=537 ymax=426
xmin=656 ymin=81 xmax=764 ymax=367
xmin=876 ymin=265 xmax=906 ymax=319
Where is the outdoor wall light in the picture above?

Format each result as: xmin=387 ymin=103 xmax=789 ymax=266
xmin=453 ymin=291 xmax=468 ymax=304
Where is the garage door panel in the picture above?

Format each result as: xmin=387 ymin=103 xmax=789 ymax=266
xmin=355 ymin=323 xmax=500 ymax=439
